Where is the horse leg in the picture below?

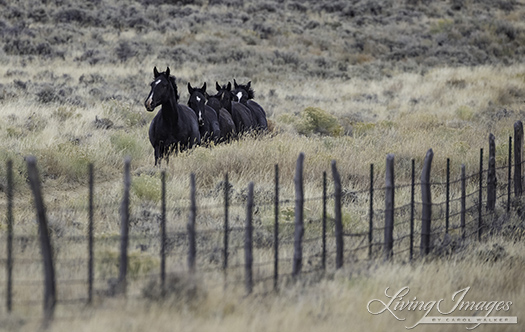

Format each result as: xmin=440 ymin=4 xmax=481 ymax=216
xmin=154 ymin=145 xmax=161 ymax=166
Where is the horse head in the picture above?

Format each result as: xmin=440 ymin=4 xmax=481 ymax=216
xmin=188 ymin=82 xmax=207 ymax=127
xmin=144 ymin=66 xmax=178 ymax=112
xmin=233 ymin=79 xmax=255 ymax=104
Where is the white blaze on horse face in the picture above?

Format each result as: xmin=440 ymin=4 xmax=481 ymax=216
xmin=196 ymin=96 xmax=201 ymax=102
xmin=236 ymin=92 xmax=243 ymax=103
xmin=198 ymin=110 xmax=203 ymax=122
xmin=146 ymin=80 xmax=162 ymax=108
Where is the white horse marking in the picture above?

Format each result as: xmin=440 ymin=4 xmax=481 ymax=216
xmin=236 ymin=91 xmax=243 ymax=103
xmin=146 ymin=80 xmax=162 ymax=108
xmin=196 ymin=96 xmax=201 ymax=102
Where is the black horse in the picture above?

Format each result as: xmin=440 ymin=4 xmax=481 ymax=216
xmin=233 ymin=79 xmax=268 ymax=132
xmin=206 ymin=82 xmax=236 ymax=142
xmin=187 ymin=82 xmax=220 ymax=145
xmin=216 ymin=82 xmax=255 ymax=136
xmin=144 ymin=67 xmax=200 ymax=165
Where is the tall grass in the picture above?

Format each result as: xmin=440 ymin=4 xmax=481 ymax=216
xmin=1 ymin=0 xmax=525 ymax=330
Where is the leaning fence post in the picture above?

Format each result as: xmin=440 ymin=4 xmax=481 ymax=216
xmin=420 ymin=149 xmax=433 ymax=257
xmin=160 ymin=171 xmax=166 ymax=294
xmin=87 ymin=163 xmax=94 ymax=304
xmin=384 ymin=154 xmax=394 ymax=261
xmin=6 ymin=160 xmax=14 ymax=312
xmin=273 ymin=165 xmax=279 ymax=291
xmin=245 ymin=182 xmax=254 ymax=295
xmin=487 ymin=134 xmax=496 ymax=211
xmin=461 ymin=164 xmax=466 ymax=240
xmin=332 ymin=160 xmax=343 ymax=269
xmin=117 ymin=157 xmax=131 ymax=296
xmin=514 ymin=121 xmax=523 ymax=197
xmin=188 ymin=173 xmax=197 ymax=274
xmin=26 ymin=156 xmax=56 ymax=327
xmin=292 ymin=153 xmax=305 ymax=277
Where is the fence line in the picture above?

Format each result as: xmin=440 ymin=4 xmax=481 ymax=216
xmin=1 ymin=122 xmax=524 ymax=327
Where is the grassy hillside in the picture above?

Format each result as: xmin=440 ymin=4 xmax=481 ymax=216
xmin=1 ymin=0 xmax=525 ymax=331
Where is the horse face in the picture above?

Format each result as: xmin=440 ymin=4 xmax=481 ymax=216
xmin=188 ymin=90 xmax=206 ymax=127
xmin=145 ymin=74 xmax=171 ymax=112
xmin=220 ymin=90 xmax=233 ymax=110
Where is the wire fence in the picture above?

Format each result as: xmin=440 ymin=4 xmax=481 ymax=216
xmin=1 ymin=122 xmax=525 ymax=327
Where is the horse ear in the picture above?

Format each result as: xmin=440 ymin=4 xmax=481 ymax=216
xmin=202 ymin=82 xmax=207 ymax=93
xmin=187 ymin=82 xmax=193 ymax=95
xmin=166 ymin=67 xmax=170 ymax=77
xmin=247 ymin=81 xmax=251 ymax=88
xmin=227 ymin=82 xmax=232 ymax=91
xmin=233 ymin=79 xmax=238 ymax=89
xmin=154 ymin=67 xmax=160 ymax=78
xmin=216 ymin=82 xmax=221 ymax=91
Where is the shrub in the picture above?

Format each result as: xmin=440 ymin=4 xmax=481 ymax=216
xmin=54 ymin=8 xmax=100 ymax=26
xmin=52 ymin=106 xmax=79 ymax=122
xmin=132 ymin=174 xmax=161 ymax=202
xmin=142 ymin=273 xmax=207 ymax=308
xmin=296 ymin=107 xmax=343 ymax=137
xmin=37 ymin=142 xmax=93 ymax=182
xmin=97 ymin=248 xmax=158 ymax=280
xmin=36 ymin=85 xmax=61 ymax=104
xmin=104 ymin=100 xmax=149 ymax=127
xmin=110 ymin=131 xmax=143 ymax=159
xmin=115 ymin=41 xmax=137 ymax=62
xmin=455 ymin=105 xmax=474 ymax=121
xmin=3 ymin=38 xmax=54 ymax=57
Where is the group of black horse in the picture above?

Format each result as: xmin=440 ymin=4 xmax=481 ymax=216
xmin=144 ymin=67 xmax=268 ymax=165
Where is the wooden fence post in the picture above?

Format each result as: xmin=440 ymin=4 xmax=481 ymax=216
xmin=384 ymin=154 xmax=394 ymax=261
xmin=188 ymin=173 xmax=196 ymax=274
xmin=322 ymin=171 xmax=327 ymax=271
xmin=478 ymin=148 xmax=483 ymax=241
xmin=87 ymin=163 xmax=94 ymax=304
xmin=223 ymin=173 xmax=229 ymax=282
xmin=507 ymin=136 xmax=512 ymax=213
xmin=26 ymin=156 xmax=56 ymax=327
xmin=514 ymin=120 xmax=523 ymax=197
xmin=292 ymin=153 xmax=305 ymax=277
xmin=420 ymin=149 xmax=433 ymax=257
xmin=369 ymin=164 xmax=374 ymax=260
xmin=332 ymin=160 xmax=343 ymax=269
xmin=6 ymin=160 xmax=14 ymax=312
xmin=160 ymin=171 xmax=166 ymax=293
xmin=410 ymin=159 xmax=415 ymax=261
xmin=461 ymin=164 xmax=466 ymax=240
xmin=273 ymin=165 xmax=279 ymax=291
xmin=245 ymin=182 xmax=254 ymax=295
xmin=117 ymin=157 xmax=131 ymax=296
xmin=487 ymin=134 xmax=496 ymax=211
xmin=445 ymin=158 xmax=450 ymax=234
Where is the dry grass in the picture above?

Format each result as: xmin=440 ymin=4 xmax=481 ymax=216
xmin=2 ymin=236 xmax=524 ymax=332
xmin=1 ymin=0 xmax=525 ymax=330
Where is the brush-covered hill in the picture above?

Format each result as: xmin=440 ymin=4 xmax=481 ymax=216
xmin=0 ymin=0 xmax=524 ymax=106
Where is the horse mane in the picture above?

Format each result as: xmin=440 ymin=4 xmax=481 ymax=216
xmin=168 ymin=75 xmax=180 ymax=101
xmin=235 ymin=80 xmax=255 ymax=99
xmin=207 ymin=82 xmax=231 ymax=99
